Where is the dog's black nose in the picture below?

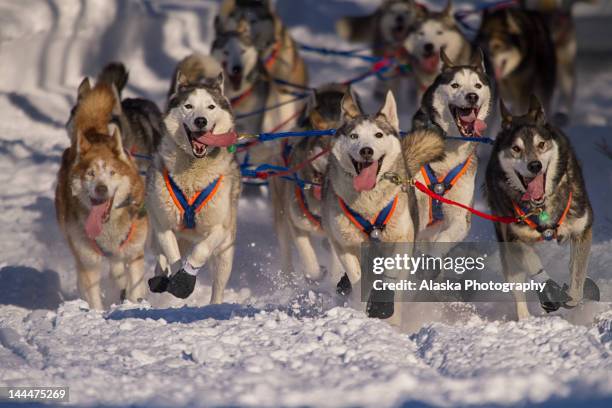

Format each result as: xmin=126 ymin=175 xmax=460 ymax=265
xmin=395 ymin=15 xmax=404 ymax=24
xmin=231 ymin=65 xmax=242 ymax=76
xmin=359 ymin=147 xmax=374 ymax=160
xmin=528 ymin=160 xmax=542 ymax=174
xmin=466 ymin=93 xmax=479 ymax=105
xmin=194 ymin=117 xmax=208 ymax=129
xmin=424 ymin=43 xmax=434 ymax=53
xmin=95 ymin=184 xmax=108 ymax=197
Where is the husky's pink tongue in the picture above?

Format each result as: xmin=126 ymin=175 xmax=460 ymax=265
xmin=420 ymin=54 xmax=440 ymax=73
xmin=460 ymin=110 xmax=477 ymax=123
xmin=85 ymin=202 xmax=110 ymax=239
xmin=353 ymin=161 xmax=379 ymax=192
xmin=474 ymin=119 xmax=487 ymax=137
xmin=521 ymin=173 xmax=545 ymax=202
xmin=194 ymin=130 xmax=238 ymax=147
xmin=313 ymin=185 xmax=322 ymax=200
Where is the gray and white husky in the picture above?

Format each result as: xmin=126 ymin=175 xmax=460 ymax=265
xmin=411 ymin=49 xmax=492 ymax=253
xmin=404 ymin=0 xmax=474 ymax=105
xmin=322 ymin=90 xmax=444 ymax=321
xmin=486 ymin=95 xmax=598 ymax=319
xmin=146 ymin=71 xmax=241 ymax=302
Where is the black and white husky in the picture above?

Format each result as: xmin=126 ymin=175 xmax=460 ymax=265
xmin=486 ymin=95 xmax=598 ymax=319
xmin=411 ymin=49 xmax=492 ymax=253
xmin=147 ymin=71 xmax=241 ymax=302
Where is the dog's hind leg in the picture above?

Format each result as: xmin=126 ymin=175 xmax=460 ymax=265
xmin=291 ymin=227 xmax=323 ymax=281
xmin=126 ymin=254 xmax=147 ymax=303
xmin=565 ymin=227 xmax=592 ymax=307
xmin=271 ymin=179 xmax=293 ymax=274
xmin=209 ymin=240 xmax=235 ymax=304
xmin=499 ymin=242 xmax=532 ymax=320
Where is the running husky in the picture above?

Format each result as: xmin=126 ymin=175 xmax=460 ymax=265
xmin=280 ymin=84 xmax=349 ymax=282
xmin=211 ymin=20 xmax=304 ymax=164
xmin=322 ymin=90 xmax=444 ymax=320
xmin=477 ymin=7 xmax=556 ymax=121
xmin=404 ymin=0 xmax=474 ymax=104
xmin=56 ymin=83 xmax=149 ymax=310
xmin=68 ymin=63 xmax=164 ymax=174
xmin=486 ymin=95 xmax=598 ymax=319
xmin=337 ymin=0 xmax=424 ymax=101
xmin=217 ymin=0 xmax=308 ymax=88
xmin=411 ymin=50 xmax=491 ymax=252
xmin=146 ymin=71 xmax=241 ymax=302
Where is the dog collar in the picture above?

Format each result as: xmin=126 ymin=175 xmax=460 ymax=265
xmin=338 ymin=195 xmax=398 ymax=241
xmin=420 ymin=155 xmax=473 ymax=226
xmin=512 ymin=192 xmax=572 ymax=241
xmin=163 ymin=168 xmax=223 ymax=229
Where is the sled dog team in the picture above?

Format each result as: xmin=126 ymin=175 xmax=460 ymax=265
xmin=55 ymin=0 xmax=597 ymax=321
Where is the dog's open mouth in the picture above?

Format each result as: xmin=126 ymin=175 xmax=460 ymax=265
xmin=184 ymin=124 xmax=209 ymax=158
xmin=351 ymin=155 xmax=384 ymax=192
xmin=449 ymin=105 xmax=487 ymax=138
xmin=229 ymin=73 xmax=242 ymax=91
xmin=391 ymin=24 xmax=407 ymax=42
xmin=85 ymin=196 xmax=114 ymax=239
xmin=495 ymin=59 xmax=507 ymax=80
xmin=419 ymin=51 xmax=439 ymax=74
xmin=184 ymin=124 xmax=238 ymax=157
xmin=516 ymin=171 xmax=546 ymax=204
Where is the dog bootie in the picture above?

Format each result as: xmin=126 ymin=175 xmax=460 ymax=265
xmin=366 ymin=289 xmax=394 ymax=319
xmin=148 ymin=276 xmax=170 ymax=293
xmin=538 ymin=279 xmax=572 ymax=313
xmin=336 ymin=273 xmax=352 ymax=296
xmin=167 ymin=269 xmax=196 ymax=299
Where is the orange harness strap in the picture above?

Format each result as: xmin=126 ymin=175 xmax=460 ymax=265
xmin=512 ymin=192 xmax=573 ymax=241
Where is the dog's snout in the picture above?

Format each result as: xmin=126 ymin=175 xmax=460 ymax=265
xmin=424 ymin=43 xmax=434 ymax=53
xmin=194 ymin=117 xmax=208 ymax=129
xmin=359 ymin=147 xmax=374 ymax=160
xmin=466 ymin=93 xmax=479 ymax=105
xmin=395 ymin=15 xmax=404 ymax=24
xmin=528 ymin=160 xmax=542 ymax=174
xmin=95 ymin=184 xmax=108 ymax=197
xmin=231 ymin=65 xmax=242 ymax=76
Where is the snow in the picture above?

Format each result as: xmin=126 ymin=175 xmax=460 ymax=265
xmin=0 ymin=0 xmax=611 ymax=407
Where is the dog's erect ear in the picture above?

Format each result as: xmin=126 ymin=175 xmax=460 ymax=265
xmin=237 ymin=17 xmax=251 ymax=37
xmin=499 ymin=99 xmax=513 ymax=130
xmin=527 ymin=94 xmax=546 ymax=126
xmin=471 ymin=48 xmax=485 ymax=73
xmin=440 ymin=48 xmax=455 ymax=71
xmin=109 ymin=127 xmax=130 ymax=163
xmin=341 ymin=90 xmax=361 ymax=121
xmin=76 ymin=130 xmax=91 ymax=158
xmin=219 ymin=0 xmax=236 ymax=18
xmin=377 ymin=91 xmax=399 ymax=132
xmin=442 ymin=0 xmax=454 ymax=24
xmin=506 ymin=11 xmax=521 ymax=35
xmin=211 ymin=72 xmax=225 ymax=94
xmin=77 ymin=77 xmax=91 ymax=101
xmin=111 ymin=84 xmax=122 ymax=116
xmin=175 ymin=70 xmax=189 ymax=94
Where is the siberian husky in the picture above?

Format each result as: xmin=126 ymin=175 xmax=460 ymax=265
xmin=146 ymin=72 xmax=241 ymax=302
xmin=280 ymin=84 xmax=349 ymax=282
xmin=56 ymin=82 xmax=149 ymax=310
xmin=336 ymin=0 xmax=424 ymax=100
xmin=68 ymin=63 xmax=164 ymax=174
xmin=411 ymin=49 xmax=492 ymax=254
xmin=211 ymin=20 xmax=304 ymax=164
xmin=217 ymin=0 xmax=308 ymax=88
xmin=322 ymin=90 xmax=444 ymax=320
xmin=404 ymin=0 xmax=474 ymax=104
xmin=477 ymin=7 xmax=557 ymax=121
xmin=486 ymin=95 xmax=598 ymax=319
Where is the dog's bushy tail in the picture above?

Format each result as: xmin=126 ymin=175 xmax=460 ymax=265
xmin=97 ymin=62 xmax=129 ymax=95
xmin=336 ymin=13 xmax=378 ymax=43
xmin=401 ymin=128 xmax=445 ymax=176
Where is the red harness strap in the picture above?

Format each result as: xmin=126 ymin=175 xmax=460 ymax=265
xmin=264 ymin=41 xmax=281 ymax=71
xmin=295 ymin=186 xmax=321 ymax=229
xmin=90 ymin=220 xmax=137 ymax=257
xmin=230 ymin=86 xmax=255 ymax=108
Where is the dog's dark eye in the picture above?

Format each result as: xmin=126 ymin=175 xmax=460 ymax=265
xmin=475 ymin=83 xmax=482 ymax=89
xmin=349 ymin=133 xmax=358 ymax=140
xmin=184 ymin=104 xmax=193 ymax=110
xmin=538 ymin=141 xmax=546 ymax=149
xmin=512 ymin=145 xmax=521 ymax=153
xmin=110 ymin=170 xmax=116 ymax=176
xmin=87 ymin=170 xmax=95 ymax=177
xmin=451 ymin=83 xmax=460 ymax=89
xmin=375 ymin=132 xmax=383 ymax=139
xmin=208 ymin=105 xmax=216 ymax=110
xmin=437 ymin=31 xmax=443 ymax=35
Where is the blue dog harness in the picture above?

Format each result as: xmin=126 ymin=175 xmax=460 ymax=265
xmin=338 ymin=195 xmax=399 ymax=241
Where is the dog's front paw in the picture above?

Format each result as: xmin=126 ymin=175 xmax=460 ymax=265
xmin=148 ymin=276 xmax=170 ymax=293
xmin=336 ymin=273 xmax=352 ymax=296
xmin=167 ymin=269 xmax=196 ymax=299
xmin=538 ymin=279 xmax=571 ymax=313
xmin=366 ymin=289 xmax=394 ymax=319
